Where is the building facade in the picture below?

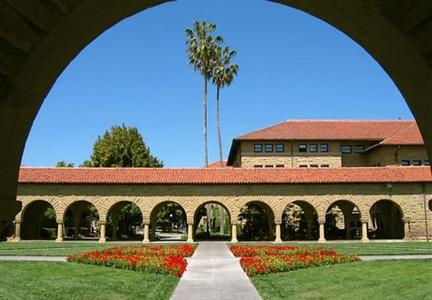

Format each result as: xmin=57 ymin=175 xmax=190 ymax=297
xmin=10 ymin=120 xmax=432 ymax=243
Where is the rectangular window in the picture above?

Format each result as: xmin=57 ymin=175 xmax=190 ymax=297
xmin=320 ymin=143 xmax=329 ymax=152
xmin=298 ymin=144 xmax=307 ymax=152
xmin=341 ymin=145 xmax=352 ymax=154
xmin=310 ymin=164 xmax=319 ymax=168
xmin=275 ymin=144 xmax=284 ymax=153
xmin=276 ymin=164 xmax=284 ymax=168
xmin=265 ymin=144 xmax=274 ymax=153
xmin=401 ymin=160 xmax=410 ymax=166
xmin=253 ymin=165 xmax=263 ymax=168
xmin=299 ymin=165 xmax=308 ymax=168
xmin=354 ymin=145 xmax=365 ymax=153
xmin=412 ymin=160 xmax=422 ymax=166
xmin=309 ymin=144 xmax=318 ymax=152
xmin=265 ymin=165 xmax=273 ymax=168
xmin=254 ymin=144 xmax=263 ymax=153
xmin=321 ymin=164 xmax=330 ymax=168
xmin=424 ymin=160 xmax=431 ymax=166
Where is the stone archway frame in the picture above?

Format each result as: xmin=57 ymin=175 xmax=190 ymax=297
xmin=236 ymin=198 xmax=277 ymax=241
xmin=368 ymin=198 xmax=407 ymax=239
xmin=2 ymin=0 xmax=432 ymax=239
xmin=323 ymin=199 xmax=364 ymax=240
xmin=14 ymin=198 xmax=58 ymax=241
xmin=191 ymin=200 xmax=233 ymax=237
xmin=279 ymin=199 xmax=320 ymax=241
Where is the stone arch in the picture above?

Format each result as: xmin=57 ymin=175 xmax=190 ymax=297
xmin=193 ymin=201 xmax=232 ymax=240
xmin=238 ymin=200 xmax=276 ymax=241
xmin=369 ymin=199 xmax=405 ymax=239
xmin=149 ymin=200 xmax=188 ymax=241
xmin=20 ymin=199 xmax=57 ymax=240
xmin=63 ymin=200 xmax=100 ymax=240
xmin=106 ymin=200 xmax=144 ymax=241
xmin=280 ymin=199 xmax=319 ymax=241
xmin=325 ymin=200 xmax=362 ymax=240
xmin=18 ymin=198 xmax=59 ymax=223
xmin=1 ymin=1 xmax=432 ymax=239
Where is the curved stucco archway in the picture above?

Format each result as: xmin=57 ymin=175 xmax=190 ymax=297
xmin=1 ymin=0 xmax=431 ymax=239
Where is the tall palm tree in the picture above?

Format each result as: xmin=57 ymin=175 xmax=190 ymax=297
xmin=213 ymin=46 xmax=239 ymax=164
xmin=186 ymin=21 xmax=222 ymax=167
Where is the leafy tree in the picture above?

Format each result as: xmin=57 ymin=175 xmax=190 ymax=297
xmin=186 ymin=21 xmax=223 ymax=167
xmin=213 ymin=46 xmax=239 ymax=163
xmin=56 ymin=161 xmax=74 ymax=167
xmin=87 ymin=124 xmax=163 ymax=167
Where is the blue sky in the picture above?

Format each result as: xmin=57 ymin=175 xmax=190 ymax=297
xmin=22 ymin=0 xmax=412 ymax=168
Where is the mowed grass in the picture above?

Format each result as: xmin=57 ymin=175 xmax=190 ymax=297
xmin=0 ymin=241 xmax=195 ymax=256
xmin=0 ymin=241 xmax=431 ymax=256
xmin=0 ymin=261 xmax=179 ymax=300
xmin=251 ymin=260 xmax=432 ymax=300
xmin=234 ymin=241 xmax=432 ymax=256
xmin=0 ymin=241 xmax=137 ymax=256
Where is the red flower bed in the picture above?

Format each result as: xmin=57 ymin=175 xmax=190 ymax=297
xmin=67 ymin=245 xmax=196 ymax=277
xmin=230 ymin=245 xmax=359 ymax=276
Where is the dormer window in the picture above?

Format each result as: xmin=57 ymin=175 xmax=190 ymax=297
xmin=298 ymin=144 xmax=307 ymax=152
xmin=254 ymin=144 xmax=263 ymax=153
xmin=265 ymin=144 xmax=274 ymax=153
xmin=341 ymin=145 xmax=352 ymax=154
xmin=320 ymin=144 xmax=329 ymax=152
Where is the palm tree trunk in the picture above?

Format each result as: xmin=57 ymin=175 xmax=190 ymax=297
xmin=216 ymin=86 xmax=223 ymax=164
xmin=203 ymin=78 xmax=209 ymax=167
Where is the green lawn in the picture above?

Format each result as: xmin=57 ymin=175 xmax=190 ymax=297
xmin=0 ymin=241 xmax=431 ymax=256
xmin=0 ymin=261 xmax=179 ymax=300
xmin=0 ymin=241 xmax=138 ymax=256
xmin=0 ymin=241 xmax=196 ymax=256
xmin=252 ymin=260 xmax=432 ymax=300
xmin=233 ymin=241 xmax=432 ymax=256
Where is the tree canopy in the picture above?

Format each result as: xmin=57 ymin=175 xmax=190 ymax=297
xmin=56 ymin=161 xmax=75 ymax=167
xmin=86 ymin=124 xmax=163 ymax=168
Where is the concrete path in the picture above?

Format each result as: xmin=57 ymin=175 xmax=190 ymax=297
xmin=170 ymin=242 xmax=262 ymax=300
xmin=360 ymin=254 xmax=432 ymax=261
xmin=0 ymin=256 xmax=66 ymax=262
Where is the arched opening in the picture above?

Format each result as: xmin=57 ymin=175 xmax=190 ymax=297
xmin=0 ymin=0 xmax=431 ymax=243
xmin=193 ymin=202 xmax=231 ymax=241
xmin=149 ymin=201 xmax=187 ymax=241
xmin=238 ymin=201 xmax=275 ymax=241
xmin=64 ymin=201 xmax=100 ymax=241
xmin=21 ymin=200 xmax=57 ymax=240
xmin=325 ymin=200 xmax=362 ymax=240
xmin=107 ymin=201 xmax=143 ymax=241
xmin=369 ymin=200 xmax=404 ymax=239
xmin=281 ymin=200 xmax=318 ymax=241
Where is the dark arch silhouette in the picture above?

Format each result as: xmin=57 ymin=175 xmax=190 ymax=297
xmin=369 ymin=199 xmax=404 ymax=239
xmin=21 ymin=200 xmax=56 ymax=240
xmin=281 ymin=200 xmax=318 ymax=241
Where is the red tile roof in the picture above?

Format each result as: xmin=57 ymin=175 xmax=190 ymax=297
xmin=18 ymin=166 xmax=432 ymax=185
xmin=205 ymin=161 xmax=231 ymax=168
xmin=234 ymin=120 xmax=423 ymax=142
xmin=379 ymin=123 xmax=424 ymax=145
xmin=227 ymin=120 xmax=424 ymax=165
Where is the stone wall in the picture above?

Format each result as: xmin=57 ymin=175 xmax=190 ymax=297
xmin=15 ymin=182 xmax=432 ymax=241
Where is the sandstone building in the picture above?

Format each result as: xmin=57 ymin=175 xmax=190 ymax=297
xmin=11 ymin=120 xmax=432 ymax=243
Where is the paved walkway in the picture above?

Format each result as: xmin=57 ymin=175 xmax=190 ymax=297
xmin=0 ymin=256 xmax=66 ymax=262
xmin=170 ymin=242 xmax=262 ymax=300
xmin=359 ymin=255 xmax=432 ymax=261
